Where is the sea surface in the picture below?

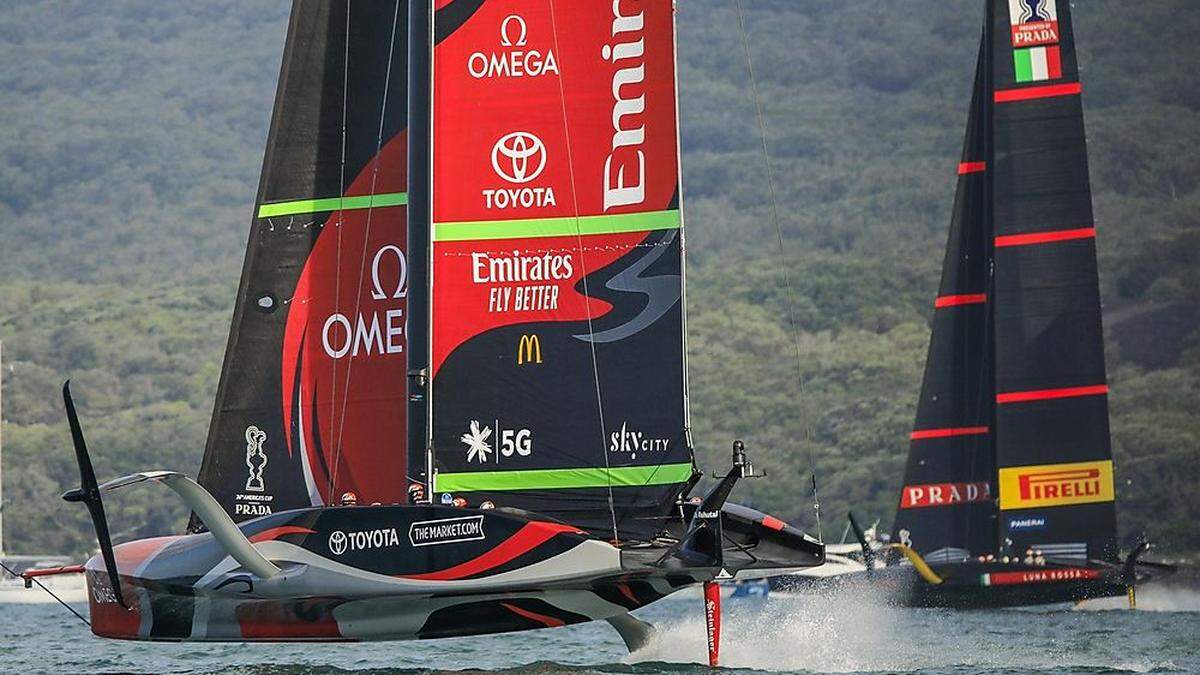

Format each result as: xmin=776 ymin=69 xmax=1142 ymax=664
xmin=1 ymin=584 xmax=1197 ymax=675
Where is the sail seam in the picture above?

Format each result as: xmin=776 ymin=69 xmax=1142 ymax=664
xmin=996 ymin=384 xmax=1108 ymax=404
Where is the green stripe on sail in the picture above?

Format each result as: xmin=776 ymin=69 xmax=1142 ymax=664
xmin=434 ymin=462 xmax=695 ymax=492
xmin=433 ymin=209 xmax=681 ymax=242
xmin=257 ymin=192 xmax=408 ymax=218
xmin=1013 ymin=48 xmax=1034 ymax=84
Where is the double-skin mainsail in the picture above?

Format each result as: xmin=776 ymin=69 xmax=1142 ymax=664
xmin=894 ymin=0 xmax=1118 ymax=570
xmin=194 ymin=0 xmax=696 ymax=542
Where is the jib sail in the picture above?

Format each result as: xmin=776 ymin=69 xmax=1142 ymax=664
xmin=893 ymin=0 xmax=1118 ymax=564
xmin=990 ymin=0 xmax=1117 ymax=563
xmin=194 ymin=0 xmax=411 ymax=525
xmin=414 ymin=0 xmax=694 ymax=539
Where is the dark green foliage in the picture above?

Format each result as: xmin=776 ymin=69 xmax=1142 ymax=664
xmin=0 ymin=1 xmax=1196 ymax=557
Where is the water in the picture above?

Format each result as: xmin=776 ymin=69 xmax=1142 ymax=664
xmin=1 ymin=586 xmax=1197 ymax=674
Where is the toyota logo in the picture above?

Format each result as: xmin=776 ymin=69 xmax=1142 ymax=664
xmin=328 ymin=530 xmax=347 ymax=556
xmin=491 ymin=131 xmax=547 ymax=184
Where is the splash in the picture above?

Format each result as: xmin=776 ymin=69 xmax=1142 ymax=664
xmin=626 ymin=586 xmax=1173 ymax=673
xmin=1075 ymin=583 xmax=1200 ymax=613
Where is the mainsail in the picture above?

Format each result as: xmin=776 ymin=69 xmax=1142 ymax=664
xmin=413 ymin=1 xmax=694 ymax=539
xmin=194 ymin=0 xmax=411 ymax=524
xmin=891 ymin=39 xmax=995 ymax=565
xmin=894 ymin=0 xmax=1117 ymax=565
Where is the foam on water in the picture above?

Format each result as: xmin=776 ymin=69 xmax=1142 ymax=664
xmin=626 ymin=589 xmax=1179 ymax=673
xmin=1075 ymin=584 xmax=1200 ymax=613
xmin=1 ymin=591 xmax=1196 ymax=674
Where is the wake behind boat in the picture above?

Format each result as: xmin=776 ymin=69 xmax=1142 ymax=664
xmin=35 ymin=1 xmax=823 ymax=662
xmin=772 ymin=0 xmax=1171 ymax=608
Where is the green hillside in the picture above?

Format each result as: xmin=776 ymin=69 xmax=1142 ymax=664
xmin=0 ymin=1 xmax=1196 ymax=556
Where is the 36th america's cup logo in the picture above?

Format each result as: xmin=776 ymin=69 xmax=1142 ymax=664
xmin=491 ymin=131 xmax=546 ymax=184
xmin=1016 ymin=0 xmax=1050 ymax=22
xmin=1007 ymin=0 xmax=1059 ymax=48
xmin=244 ymin=425 xmax=267 ymax=492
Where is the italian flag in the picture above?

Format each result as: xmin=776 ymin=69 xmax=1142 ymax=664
xmin=1013 ymin=45 xmax=1062 ymax=83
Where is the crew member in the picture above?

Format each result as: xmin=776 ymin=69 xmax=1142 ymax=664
xmin=407 ymin=482 xmax=426 ymax=504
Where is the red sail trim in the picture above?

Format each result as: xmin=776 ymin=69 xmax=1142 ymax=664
xmin=398 ymin=522 xmax=583 ymax=581
xmin=996 ymin=384 xmax=1109 ymax=404
xmin=910 ymin=426 xmax=989 ymax=441
xmin=994 ymin=227 xmax=1095 ymax=248
xmin=994 ymin=82 xmax=1082 ymax=103
xmin=500 ymin=602 xmax=566 ymax=628
xmin=935 ymin=293 xmax=987 ymax=308
xmin=957 ymin=161 xmax=987 ymax=175
xmin=249 ymin=526 xmax=316 ymax=543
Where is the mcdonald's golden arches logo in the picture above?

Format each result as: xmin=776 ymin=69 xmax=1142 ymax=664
xmin=517 ymin=334 xmax=542 ymax=365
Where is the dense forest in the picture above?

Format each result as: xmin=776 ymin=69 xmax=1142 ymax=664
xmin=0 ymin=1 xmax=1196 ymax=557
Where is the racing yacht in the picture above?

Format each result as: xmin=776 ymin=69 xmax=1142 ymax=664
xmin=42 ymin=1 xmax=823 ymax=663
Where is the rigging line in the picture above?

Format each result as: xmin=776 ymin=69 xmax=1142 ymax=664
xmin=330 ymin=0 xmax=402 ymax=496
xmin=0 ymin=561 xmax=89 ymax=626
xmin=734 ymin=2 xmax=821 ymax=539
xmin=327 ymin=0 xmax=353 ymax=501
xmin=547 ymin=0 xmax=619 ymax=544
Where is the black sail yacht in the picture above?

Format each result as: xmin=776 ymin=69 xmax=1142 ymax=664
xmin=776 ymin=0 xmax=1168 ymax=608
xmin=44 ymin=1 xmax=822 ymax=659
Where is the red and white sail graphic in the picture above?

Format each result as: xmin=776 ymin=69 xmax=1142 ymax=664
xmin=281 ymin=134 xmax=409 ymax=506
xmin=431 ymin=0 xmax=682 ymax=370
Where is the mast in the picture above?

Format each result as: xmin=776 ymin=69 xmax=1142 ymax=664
xmin=407 ymin=0 xmax=432 ymax=500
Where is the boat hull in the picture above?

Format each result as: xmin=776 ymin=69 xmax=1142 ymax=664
xmin=83 ymin=502 xmax=819 ymax=640
xmin=770 ymin=561 xmax=1134 ymax=609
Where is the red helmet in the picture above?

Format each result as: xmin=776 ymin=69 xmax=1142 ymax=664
xmin=339 ymin=491 xmax=359 ymax=506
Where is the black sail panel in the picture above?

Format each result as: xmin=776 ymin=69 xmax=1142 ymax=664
xmin=892 ymin=38 xmax=995 ymax=563
xmin=990 ymin=0 xmax=1118 ymax=563
xmin=194 ymin=1 xmax=410 ymax=527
